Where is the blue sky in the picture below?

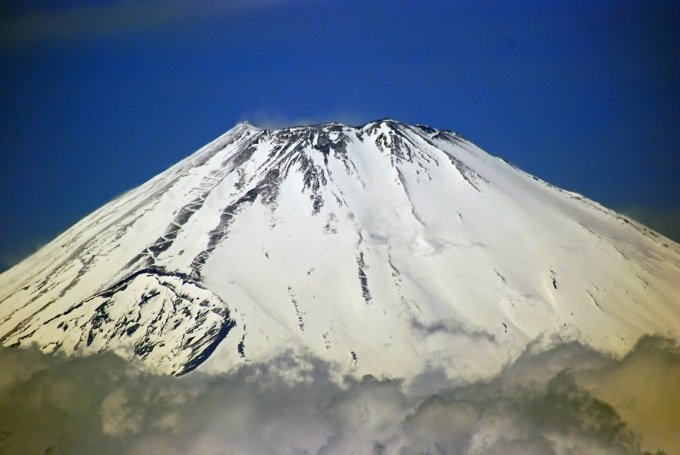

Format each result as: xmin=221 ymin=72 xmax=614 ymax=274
xmin=0 ymin=0 xmax=678 ymax=270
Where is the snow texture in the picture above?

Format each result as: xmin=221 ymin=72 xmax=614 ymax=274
xmin=1 ymin=120 xmax=679 ymax=380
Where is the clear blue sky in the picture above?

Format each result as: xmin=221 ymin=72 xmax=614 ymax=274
xmin=1 ymin=0 xmax=678 ymax=270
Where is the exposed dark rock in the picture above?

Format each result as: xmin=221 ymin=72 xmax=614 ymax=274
xmin=357 ymin=252 xmax=372 ymax=304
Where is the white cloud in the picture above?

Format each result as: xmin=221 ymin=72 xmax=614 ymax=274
xmin=1 ymin=335 xmax=678 ymax=454
xmin=242 ymin=110 xmax=373 ymax=129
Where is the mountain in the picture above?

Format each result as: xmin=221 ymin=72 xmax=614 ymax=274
xmin=1 ymin=120 xmax=679 ymax=378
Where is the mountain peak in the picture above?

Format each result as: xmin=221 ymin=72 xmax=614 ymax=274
xmin=234 ymin=120 xmax=260 ymax=130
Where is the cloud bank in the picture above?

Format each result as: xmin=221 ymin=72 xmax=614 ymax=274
xmin=0 ymin=336 xmax=678 ymax=454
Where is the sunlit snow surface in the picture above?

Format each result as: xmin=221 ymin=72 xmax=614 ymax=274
xmin=1 ymin=120 xmax=679 ymax=382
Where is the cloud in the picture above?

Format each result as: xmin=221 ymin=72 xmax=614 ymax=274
xmin=243 ymin=110 xmax=373 ymax=130
xmin=409 ymin=317 xmax=498 ymax=343
xmin=0 ymin=0 xmax=305 ymax=51
xmin=576 ymin=336 xmax=680 ymax=454
xmin=0 ymin=336 xmax=678 ymax=454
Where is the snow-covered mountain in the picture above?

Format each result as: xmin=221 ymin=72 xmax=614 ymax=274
xmin=1 ymin=120 xmax=679 ymax=378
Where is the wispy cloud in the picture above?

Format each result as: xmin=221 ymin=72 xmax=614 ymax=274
xmin=1 ymin=336 xmax=678 ymax=454
xmin=0 ymin=0 xmax=303 ymax=51
xmin=409 ymin=317 xmax=497 ymax=343
xmin=242 ymin=110 xmax=373 ymax=129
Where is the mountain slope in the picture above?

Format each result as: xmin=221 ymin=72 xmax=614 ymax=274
xmin=1 ymin=120 xmax=679 ymax=378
